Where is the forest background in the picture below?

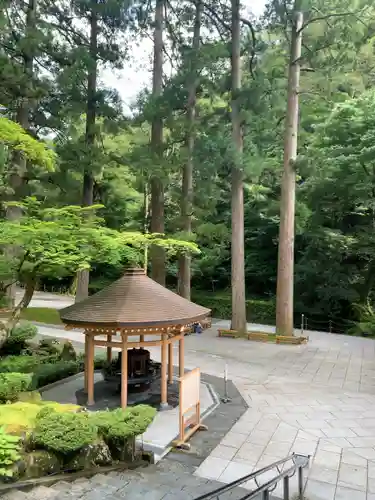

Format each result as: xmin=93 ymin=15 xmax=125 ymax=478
xmin=1 ymin=0 xmax=375 ymax=336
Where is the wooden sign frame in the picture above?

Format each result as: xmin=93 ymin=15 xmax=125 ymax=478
xmin=172 ymin=367 xmax=207 ymax=450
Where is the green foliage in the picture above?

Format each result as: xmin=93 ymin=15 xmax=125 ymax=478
xmin=31 ymin=360 xmax=82 ymax=389
xmin=0 ymin=322 xmax=38 ymax=355
xmin=0 ymin=401 xmax=79 ymax=435
xmin=20 ymin=308 xmax=62 ymax=325
xmin=0 ymin=355 xmax=40 ymax=373
xmin=0 ymin=198 xmax=200 ymax=311
xmin=192 ymin=291 xmax=276 ymax=324
xmin=34 ymin=410 xmax=97 ymax=454
xmin=0 ymin=373 xmax=32 ymax=402
xmin=0 ymin=427 xmax=21 ymax=478
xmin=0 ymin=117 xmax=55 ymax=171
xmin=90 ymin=405 xmax=156 ymax=440
xmin=348 ymin=304 xmax=375 ymax=337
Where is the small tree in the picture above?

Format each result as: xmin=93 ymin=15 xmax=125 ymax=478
xmin=0 ymin=197 xmax=199 ymax=344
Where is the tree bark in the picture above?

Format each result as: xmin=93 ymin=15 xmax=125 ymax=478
xmin=5 ymin=0 xmax=36 ymax=307
xmin=150 ymin=0 xmax=165 ymax=286
xmin=0 ymin=273 xmax=37 ymax=347
xmin=230 ymin=0 xmax=246 ymax=332
xmin=276 ymin=8 xmax=303 ymax=336
xmin=75 ymin=1 xmax=98 ymax=303
xmin=177 ymin=0 xmax=202 ymax=300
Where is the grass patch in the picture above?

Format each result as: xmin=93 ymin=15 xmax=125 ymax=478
xmin=0 ymin=401 xmax=80 ymax=434
xmin=20 ymin=308 xmax=62 ymax=325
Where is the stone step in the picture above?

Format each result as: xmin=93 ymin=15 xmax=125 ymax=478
xmin=2 ymin=490 xmax=29 ymax=500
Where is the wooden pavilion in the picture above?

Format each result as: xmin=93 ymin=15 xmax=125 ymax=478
xmin=59 ymin=268 xmax=210 ymax=410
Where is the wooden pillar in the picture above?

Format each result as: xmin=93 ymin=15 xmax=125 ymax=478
xmin=179 ymin=333 xmax=185 ymax=378
xmin=140 ymin=334 xmax=144 ymax=348
xmin=84 ymin=333 xmax=88 ymax=393
xmin=168 ymin=338 xmax=173 ymax=384
xmin=106 ymin=334 xmax=112 ymax=363
xmin=87 ymin=333 xmax=95 ymax=406
xmin=160 ymin=333 xmax=168 ymax=408
xmin=121 ymin=333 xmax=128 ymax=409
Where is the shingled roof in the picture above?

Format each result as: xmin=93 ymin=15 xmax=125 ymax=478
xmin=60 ymin=268 xmax=211 ymax=328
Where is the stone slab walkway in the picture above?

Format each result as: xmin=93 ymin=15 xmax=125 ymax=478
xmin=191 ymin=321 xmax=375 ymax=500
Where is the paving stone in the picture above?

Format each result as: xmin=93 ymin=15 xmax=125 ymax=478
xmin=338 ymin=463 xmax=367 ymax=491
xmin=220 ymin=432 xmax=248 ymax=448
xmin=28 ymin=486 xmax=58 ymax=499
xmin=195 ymin=456 xmax=230 ymax=480
xmin=304 ymin=479 xmax=336 ymax=500
xmin=335 ymin=486 xmax=366 ymax=500
xmin=341 ymin=450 xmax=367 ymax=467
xmin=210 ymin=444 xmax=238 ymax=461
xmin=219 ymin=461 xmax=254 ymax=483
xmin=309 ymin=464 xmax=338 ymax=485
xmin=160 ymin=489 xmax=195 ymax=500
xmin=313 ymin=450 xmax=341 ymax=469
xmin=1 ymin=491 xmax=28 ymax=500
xmin=51 ymin=481 xmax=72 ymax=492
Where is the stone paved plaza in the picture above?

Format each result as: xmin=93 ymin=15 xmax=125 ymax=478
xmin=31 ymin=313 xmax=375 ymax=499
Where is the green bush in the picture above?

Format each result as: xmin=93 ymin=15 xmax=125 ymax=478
xmin=31 ymin=360 xmax=81 ymax=389
xmin=34 ymin=409 xmax=98 ymax=454
xmin=191 ymin=291 xmax=275 ymax=324
xmin=91 ymin=405 xmax=157 ymax=440
xmin=0 ymin=373 xmax=32 ymax=402
xmin=0 ymin=355 xmax=40 ymax=374
xmin=0 ymin=322 xmax=38 ymax=355
xmin=0 ymin=426 xmax=21 ymax=478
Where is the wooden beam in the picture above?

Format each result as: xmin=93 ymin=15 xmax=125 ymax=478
xmin=179 ymin=334 xmax=185 ymax=378
xmin=93 ymin=334 xmax=184 ymax=349
xmin=121 ymin=334 xmax=128 ymax=409
xmin=106 ymin=334 xmax=112 ymax=363
xmin=160 ymin=333 xmax=168 ymax=408
xmin=84 ymin=333 xmax=88 ymax=393
xmin=87 ymin=333 xmax=95 ymax=406
xmin=168 ymin=339 xmax=173 ymax=384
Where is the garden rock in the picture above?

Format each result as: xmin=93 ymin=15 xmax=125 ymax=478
xmin=106 ymin=436 xmax=135 ymax=462
xmin=23 ymin=450 xmax=61 ymax=479
xmin=67 ymin=440 xmax=112 ymax=471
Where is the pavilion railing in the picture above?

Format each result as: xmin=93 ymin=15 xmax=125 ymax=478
xmin=193 ymin=453 xmax=310 ymax=500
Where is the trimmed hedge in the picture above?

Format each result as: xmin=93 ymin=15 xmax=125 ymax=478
xmin=31 ymin=360 xmax=82 ymax=389
xmin=34 ymin=409 xmax=98 ymax=454
xmin=90 ymin=405 xmax=157 ymax=440
xmin=191 ymin=291 xmax=275 ymax=324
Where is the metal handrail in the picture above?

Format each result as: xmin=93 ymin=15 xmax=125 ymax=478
xmin=193 ymin=453 xmax=310 ymax=500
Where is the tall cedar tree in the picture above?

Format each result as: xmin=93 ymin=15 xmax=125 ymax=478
xmin=150 ymin=0 xmax=166 ymax=285
xmin=276 ymin=4 xmax=303 ymax=335
xmin=177 ymin=0 xmax=202 ymax=300
xmin=75 ymin=0 xmax=99 ymax=302
xmin=230 ymin=0 xmax=247 ymax=331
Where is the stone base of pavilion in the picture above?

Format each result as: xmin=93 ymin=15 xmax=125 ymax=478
xmin=40 ymin=370 xmax=219 ymax=462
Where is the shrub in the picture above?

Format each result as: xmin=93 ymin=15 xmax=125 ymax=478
xmin=31 ymin=360 xmax=81 ymax=389
xmin=34 ymin=410 xmax=98 ymax=454
xmin=0 ymin=401 xmax=80 ymax=436
xmin=23 ymin=338 xmax=61 ymax=357
xmin=0 ymin=322 xmax=38 ymax=355
xmin=0 ymin=373 xmax=32 ymax=402
xmin=0 ymin=426 xmax=21 ymax=478
xmin=0 ymin=355 xmax=40 ymax=374
xmin=191 ymin=291 xmax=275 ymax=324
xmin=91 ymin=405 xmax=157 ymax=440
